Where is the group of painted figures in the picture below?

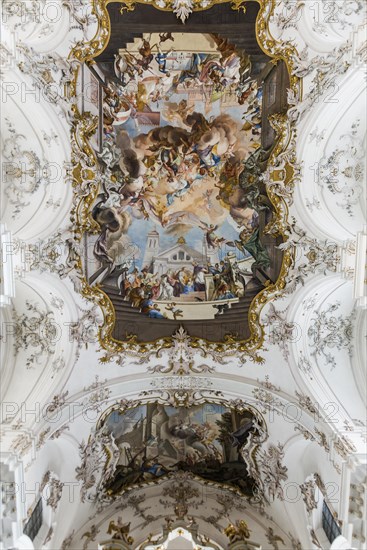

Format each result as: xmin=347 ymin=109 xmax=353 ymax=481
xmin=116 ymin=255 xmax=251 ymax=319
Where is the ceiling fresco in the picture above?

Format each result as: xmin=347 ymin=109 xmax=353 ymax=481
xmin=99 ymin=402 xmax=263 ymax=496
xmin=70 ymin=0 xmax=298 ymax=355
xmin=87 ymin=31 xmax=284 ymax=344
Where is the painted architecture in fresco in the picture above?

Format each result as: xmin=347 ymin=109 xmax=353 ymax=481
xmin=82 ymin=6 xmax=289 ymax=342
xmin=102 ymin=403 xmax=260 ymax=496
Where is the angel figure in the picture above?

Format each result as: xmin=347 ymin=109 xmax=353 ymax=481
xmin=135 ymin=37 xmax=156 ymax=72
xmin=163 ymin=99 xmax=195 ymax=127
xmin=203 ymin=223 xmax=235 ymax=249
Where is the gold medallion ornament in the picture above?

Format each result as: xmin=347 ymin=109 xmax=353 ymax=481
xmin=67 ymin=0 xmax=301 ymax=359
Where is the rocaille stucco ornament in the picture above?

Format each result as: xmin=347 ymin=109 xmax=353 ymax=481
xmin=66 ymin=0 xmax=301 ymax=359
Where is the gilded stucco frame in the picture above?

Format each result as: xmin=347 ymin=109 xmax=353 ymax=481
xmin=67 ymin=0 xmax=301 ymax=359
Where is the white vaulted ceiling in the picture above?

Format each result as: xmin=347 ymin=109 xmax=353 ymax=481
xmin=0 ymin=1 xmax=366 ymax=550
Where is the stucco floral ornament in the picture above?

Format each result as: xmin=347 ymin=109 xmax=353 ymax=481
xmin=172 ymin=0 xmax=194 ymax=22
xmin=308 ymin=302 xmax=355 ymax=369
xmin=121 ymin=0 xmax=236 ymax=22
xmin=2 ymin=118 xmax=49 ymax=218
